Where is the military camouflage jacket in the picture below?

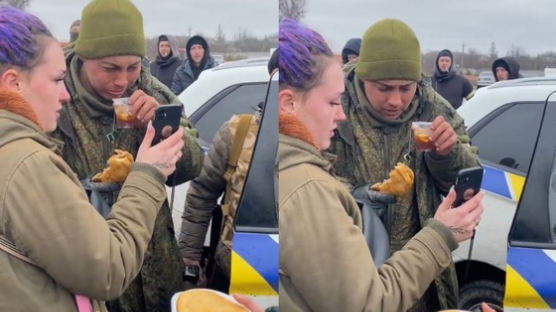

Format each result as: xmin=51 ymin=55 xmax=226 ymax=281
xmin=328 ymin=65 xmax=480 ymax=310
xmin=51 ymin=49 xmax=204 ymax=312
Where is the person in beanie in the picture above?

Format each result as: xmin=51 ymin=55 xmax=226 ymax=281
xmin=431 ymin=49 xmax=474 ymax=109
xmin=50 ymin=0 xmax=204 ymax=311
xmin=279 ymin=18 xmax=484 ymax=312
xmin=171 ymin=35 xmax=217 ymax=94
xmin=492 ymin=56 xmax=521 ymax=81
xmin=341 ymin=37 xmax=361 ymax=64
xmin=150 ymin=34 xmax=181 ymax=89
xmin=328 ymin=18 xmax=480 ymax=311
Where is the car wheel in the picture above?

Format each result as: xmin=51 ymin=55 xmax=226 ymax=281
xmin=458 ymin=280 xmax=504 ymax=312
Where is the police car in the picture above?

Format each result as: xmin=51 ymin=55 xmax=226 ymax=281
xmin=455 ymin=77 xmax=556 ymax=311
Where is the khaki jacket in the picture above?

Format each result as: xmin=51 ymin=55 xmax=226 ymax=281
xmin=279 ymin=114 xmax=458 ymax=312
xmin=0 ymin=91 xmax=166 ymax=311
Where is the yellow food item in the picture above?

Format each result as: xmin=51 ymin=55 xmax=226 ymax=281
xmin=371 ymin=162 xmax=414 ymax=197
xmin=174 ymin=289 xmax=249 ymax=312
xmin=92 ymin=149 xmax=134 ymax=183
xmin=415 ymin=133 xmax=429 ymax=143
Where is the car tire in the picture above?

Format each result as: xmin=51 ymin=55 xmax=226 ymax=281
xmin=458 ymin=280 xmax=504 ymax=312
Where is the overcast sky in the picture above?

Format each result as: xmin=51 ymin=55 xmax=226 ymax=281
xmin=27 ymin=0 xmax=278 ymax=42
xmin=303 ymin=0 xmax=556 ymax=56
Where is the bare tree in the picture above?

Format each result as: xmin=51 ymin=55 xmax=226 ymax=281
xmin=489 ymin=41 xmax=498 ymax=61
xmin=0 ymin=0 xmax=31 ymax=9
xmin=279 ymin=0 xmax=306 ymax=21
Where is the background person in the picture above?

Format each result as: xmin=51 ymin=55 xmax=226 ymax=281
xmin=431 ymin=49 xmax=474 ymax=109
xmin=341 ymin=37 xmax=361 ymax=64
xmin=69 ymin=19 xmax=80 ymax=43
xmin=50 ymin=0 xmax=204 ymax=311
xmin=171 ymin=35 xmax=217 ymax=95
xmin=278 ymin=18 xmax=484 ymax=312
xmin=492 ymin=56 xmax=521 ymax=81
xmin=0 ymin=7 xmax=185 ymax=311
xmin=150 ymin=34 xmax=181 ymax=89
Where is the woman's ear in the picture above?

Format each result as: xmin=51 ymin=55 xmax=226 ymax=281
xmin=278 ymin=88 xmax=296 ymax=114
xmin=0 ymin=69 xmax=22 ymax=92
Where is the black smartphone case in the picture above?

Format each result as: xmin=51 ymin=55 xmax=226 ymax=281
xmin=152 ymin=104 xmax=183 ymax=144
xmin=453 ymin=166 xmax=484 ymax=207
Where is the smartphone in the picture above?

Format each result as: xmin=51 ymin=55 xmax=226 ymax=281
xmin=453 ymin=166 xmax=484 ymax=207
xmin=152 ymin=104 xmax=183 ymax=145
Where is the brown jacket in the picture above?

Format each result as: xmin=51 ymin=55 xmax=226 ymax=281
xmin=279 ymin=113 xmax=458 ymax=312
xmin=0 ymin=90 xmax=167 ymax=311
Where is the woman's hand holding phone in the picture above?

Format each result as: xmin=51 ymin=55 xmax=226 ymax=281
xmin=136 ymin=122 xmax=184 ymax=178
xmin=434 ymin=188 xmax=484 ymax=243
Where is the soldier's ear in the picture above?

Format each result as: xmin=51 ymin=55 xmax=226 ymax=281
xmin=278 ymin=88 xmax=296 ymax=114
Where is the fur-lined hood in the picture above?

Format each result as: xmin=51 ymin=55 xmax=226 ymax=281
xmin=0 ymin=90 xmax=58 ymax=152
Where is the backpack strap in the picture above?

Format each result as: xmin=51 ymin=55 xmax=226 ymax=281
xmin=0 ymin=234 xmax=36 ymax=266
xmin=222 ymin=114 xmax=254 ymax=208
xmin=0 ymin=234 xmax=94 ymax=311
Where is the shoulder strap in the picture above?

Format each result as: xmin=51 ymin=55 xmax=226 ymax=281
xmin=0 ymin=234 xmax=36 ymax=266
xmin=223 ymin=114 xmax=254 ymax=188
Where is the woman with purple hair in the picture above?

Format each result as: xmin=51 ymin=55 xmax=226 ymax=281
xmin=278 ymin=18 xmax=484 ymax=311
xmin=0 ymin=7 xmax=185 ymax=311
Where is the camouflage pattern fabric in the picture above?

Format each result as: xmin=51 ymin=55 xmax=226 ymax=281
xmin=51 ymin=50 xmax=204 ymax=312
xmin=179 ymin=113 xmax=260 ymax=278
xmin=328 ymin=64 xmax=480 ymax=311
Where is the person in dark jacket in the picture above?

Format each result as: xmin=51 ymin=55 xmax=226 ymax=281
xmin=69 ymin=19 xmax=80 ymax=42
xmin=492 ymin=56 xmax=521 ymax=81
xmin=171 ymin=35 xmax=217 ymax=95
xmin=341 ymin=38 xmax=361 ymax=64
xmin=431 ymin=49 xmax=473 ymax=109
xmin=150 ymin=34 xmax=181 ymax=89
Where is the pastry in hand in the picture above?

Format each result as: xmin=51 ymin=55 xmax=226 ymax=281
xmin=92 ymin=149 xmax=134 ymax=183
xmin=371 ymin=162 xmax=414 ymax=197
xmin=173 ymin=289 xmax=249 ymax=312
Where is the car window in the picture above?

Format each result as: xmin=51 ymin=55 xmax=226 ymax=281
xmin=470 ymin=102 xmax=543 ymax=174
xmin=234 ymin=74 xmax=278 ymax=233
xmin=192 ymin=83 xmax=267 ymax=146
xmin=509 ymin=99 xmax=556 ymax=247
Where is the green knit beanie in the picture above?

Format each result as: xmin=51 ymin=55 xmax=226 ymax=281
xmin=355 ymin=18 xmax=421 ymax=82
xmin=75 ymin=0 xmax=145 ymax=59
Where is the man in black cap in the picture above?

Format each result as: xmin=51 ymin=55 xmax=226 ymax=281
xmin=341 ymin=38 xmax=361 ymax=64
xmin=150 ymin=34 xmax=181 ymax=89
xmin=69 ymin=19 xmax=80 ymax=43
xmin=431 ymin=49 xmax=474 ymax=109
xmin=492 ymin=56 xmax=522 ymax=82
xmin=171 ymin=35 xmax=217 ymax=94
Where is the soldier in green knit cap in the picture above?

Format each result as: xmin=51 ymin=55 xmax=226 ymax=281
xmin=51 ymin=0 xmax=204 ymax=311
xmin=328 ymin=18 xmax=480 ymax=311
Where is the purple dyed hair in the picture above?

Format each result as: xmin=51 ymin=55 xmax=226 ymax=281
xmin=0 ymin=6 xmax=52 ymax=72
xmin=279 ymin=18 xmax=333 ymax=92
